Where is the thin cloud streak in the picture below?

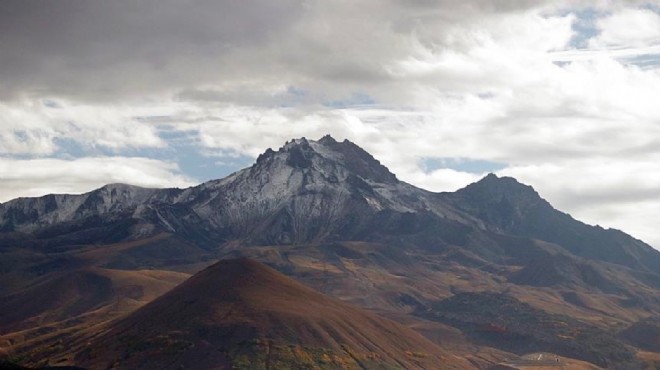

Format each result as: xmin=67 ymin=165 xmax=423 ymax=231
xmin=550 ymin=45 xmax=660 ymax=61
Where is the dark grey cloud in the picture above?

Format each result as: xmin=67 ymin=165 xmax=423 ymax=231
xmin=0 ymin=0 xmax=303 ymax=100
xmin=0 ymin=0 xmax=587 ymax=102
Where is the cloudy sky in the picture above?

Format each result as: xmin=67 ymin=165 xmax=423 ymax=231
xmin=1 ymin=0 xmax=660 ymax=248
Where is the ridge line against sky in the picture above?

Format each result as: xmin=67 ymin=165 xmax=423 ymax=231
xmin=1 ymin=0 xmax=659 ymax=248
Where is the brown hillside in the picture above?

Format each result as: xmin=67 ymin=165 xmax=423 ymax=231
xmin=619 ymin=316 xmax=660 ymax=352
xmin=70 ymin=258 xmax=472 ymax=369
xmin=0 ymin=267 xmax=189 ymax=335
xmin=0 ymin=269 xmax=113 ymax=335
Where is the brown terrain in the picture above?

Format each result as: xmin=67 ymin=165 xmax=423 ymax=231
xmin=490 ymin=352 xmax=602 ymax=369
xmin=39 ymin=258 xmax=472 ymax=369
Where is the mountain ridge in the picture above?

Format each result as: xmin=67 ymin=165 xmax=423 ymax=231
xmin=1 ymin=135 xmax=656 ymax=263
xmin=2 ymin=135 xmax=660 ymax=369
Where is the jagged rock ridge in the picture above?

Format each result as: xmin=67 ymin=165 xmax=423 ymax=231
xmin=1 ymin=135 xmax=658 ymax=273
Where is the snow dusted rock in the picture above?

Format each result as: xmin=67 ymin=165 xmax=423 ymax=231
xmin=167 ymin=135 xmax=467 ymax=244
xmin=0 ymin=136 xmax=460 ymax=245
xmin=0 ymin=184 xmax=163 ymax=232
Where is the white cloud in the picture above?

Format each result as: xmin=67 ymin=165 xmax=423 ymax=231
xmin=552 ymin=7 xmax=660 ymax=65
xmin=0 ymin=157 xmax=196 ymax=203
xmin=0 ymin=99 xmax=168 ymax=155
xmin=590 ymin=8 xmax=660 ymax=48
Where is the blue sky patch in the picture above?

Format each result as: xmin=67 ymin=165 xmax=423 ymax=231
xmin=53 ymin=130 xmax=254 ymax=184
xmin=129 ymin=130 xmax=255 ymax=183
xmin=568 ymin=8 xmax=603 ymax=48
xmin=420 ymin=157 xmax=506 ymax=174
xmin=622 ymin=54 xmax=660 ymax=68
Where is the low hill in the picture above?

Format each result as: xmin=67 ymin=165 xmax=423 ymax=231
xmin=0 ymin=269 xmax=113 ymax=335
xmin=0 ymin=267 xmax=189 ymax=335
xmin=67 ymin=258 xmax=472 ymax=369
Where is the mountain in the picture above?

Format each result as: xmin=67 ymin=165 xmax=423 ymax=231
xmin=54 ymin=258 xmax=471 ymax=370
xmin=2 ymin=136 xmax=657 ymax=273
xmin=1 ymin=135 xmax=660 ymax=369
xmin=444 ymin=174 xmax=660 ymax=272
xmin=0 ymin=136 xmax=464 ymax=247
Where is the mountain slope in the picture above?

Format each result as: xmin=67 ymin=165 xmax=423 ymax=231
xmin=619 ymin=316 xmax=660 ymax=352
xmin=0 ymin=269 xmax=114 ymax=334
xmin=417 ymin=292 xmax=640 ymax=369
xmin=63 ymin=258 xmax=472 ymax=370
xmin=444 ymin=174 xmax=660 ymax=273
